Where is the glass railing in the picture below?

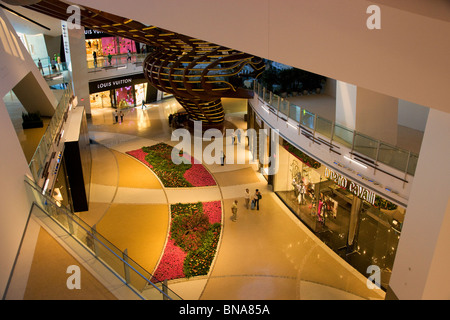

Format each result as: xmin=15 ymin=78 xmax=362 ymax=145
xmin=254 ymin=81 xmax=419 ymax=176
xmin=34 ymin=56 xmax=68 ymax=77
xmin=28 ymin=85 xmax=73 ymax=183
xmin=24 ymin=176 xmax=182 ymax=300
xmin=87 ymin=53 xmax=148 ymax=70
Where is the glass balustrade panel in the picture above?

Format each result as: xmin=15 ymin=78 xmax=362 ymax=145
xmin=300 ymin=109 xmax=315 ymax=130
xmin=353 ymin=133 xmax=378 ymax=159
xmin=316 ymin=116 xmax=333 ymax=139
xmin=378 ymin=143 xmax=409 ymax=173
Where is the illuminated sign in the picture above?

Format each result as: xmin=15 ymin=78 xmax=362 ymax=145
xmin=324 ymin=167 xmax=376 ymax=205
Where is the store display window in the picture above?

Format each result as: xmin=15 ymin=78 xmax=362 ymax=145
xmin=102 ymin=37 xmax=118 ymax=56
xmin=86 ymin=39 xmax=103 ymax=57
xmin=90 ymin=91 xmax=112 ymax=109
xmin=116 ymin=86 xmax=135 ymax=109
xmin=118 ymin=37 xmax=137 ymax=54
xmin=135 ymin=83 xmax=148 ymax=105
xmin=272 ymin=138 xmax=405 ymax=290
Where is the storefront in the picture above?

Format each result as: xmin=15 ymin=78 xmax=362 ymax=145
xmin=247 ymin=107 xmax=405 ymax=290
xmin=85 ymin=28 xmax=137 ymax=61
xmin=88 ymin=74 xmax=157 ymax=109
xmin=273 ymin=138 xmax=405 ymax=290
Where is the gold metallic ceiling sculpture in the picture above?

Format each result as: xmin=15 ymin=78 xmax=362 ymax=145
xmin=21 ymin=0 xmax=265 ymax=124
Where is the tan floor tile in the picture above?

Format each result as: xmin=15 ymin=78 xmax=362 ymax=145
xmin=23 ymin=228 xmax=117 ymax=300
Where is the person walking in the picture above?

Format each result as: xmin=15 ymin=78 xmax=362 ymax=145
xmin=231 ymin=200 xmax=238 ymax=221
xmin=236 ymin=129 xmax=242 ymax=144
xmin=253 ymin=189 xmax=262 ymax=211
xmin=114 ymin=110 xmax=119 ymax=123
xmin=119 ymin=110 xmax=124 ymax=123
xmin=127 ymin=49 xmax=132 ymax=63
xmin=108 ymin=52 xmax=112 ymax=65
xmin=38 ymin=59 xmax=44 ymax=75
xmin=93 ymin=51 xmax=97 ymax=68
xmin=220 ymin=151 xmax=226 ymax=166
xmin=244 ymin=188 xmax=250 ymax=209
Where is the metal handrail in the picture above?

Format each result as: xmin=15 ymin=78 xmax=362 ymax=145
xmin=24 ymin=176 xmax=182 ymax=300
xmin=254 ymin=81 xmax=420 ymax=176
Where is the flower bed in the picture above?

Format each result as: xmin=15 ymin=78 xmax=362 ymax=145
xmin=126 ymin=143 xmax=216 ymax=187
xmin=151 ymin=201 xmax=222 ymax=282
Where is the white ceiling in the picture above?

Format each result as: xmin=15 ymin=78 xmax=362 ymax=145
xmin=1 ymin=2 xmax=63 ymax=37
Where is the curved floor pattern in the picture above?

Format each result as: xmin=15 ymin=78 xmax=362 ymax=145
xmin=24 ymin=98 xmax=386 ymax=300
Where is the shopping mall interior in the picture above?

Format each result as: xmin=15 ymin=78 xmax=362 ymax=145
xmin=0 ymin=0 xmax=449 ymax=303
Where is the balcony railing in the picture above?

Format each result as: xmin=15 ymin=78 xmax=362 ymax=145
xmin=255 ymin=82 xmax=419 ymax=176
xmin=28 ymin=85 xmax=74 ymax=184
xmin=24 ymin=175 xmax=182 ymax=300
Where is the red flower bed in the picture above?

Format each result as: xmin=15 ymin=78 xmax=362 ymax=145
xmin=184 ymin=163 xmax=216 ymax=187
xmin=126 ymin=144 xmax=216 ymax=187
xmin=151 ymin=237 xmax=187 ymax=282
xmin=203 ymin=201 xmax=222 ymax=224
xmin=151 ymin=201 xmax=222 ymax=283
xmin=126 ymin=148 xmax=153 ymax=168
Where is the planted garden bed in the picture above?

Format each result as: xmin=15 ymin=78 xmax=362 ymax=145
xmin=151 ymin=201 xmax=222 ymax=282
xmin=126 ymin=143 xmax=216 ymax=187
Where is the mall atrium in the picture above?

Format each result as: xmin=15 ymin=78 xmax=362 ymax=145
xmin=0 ymin=0 xmax=449 ymax=301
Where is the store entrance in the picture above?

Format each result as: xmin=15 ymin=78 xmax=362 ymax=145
xmin=90 ymin=90 xmax=112 ymax=109
xmin=274 ymin=142 xmax=404 ymax=290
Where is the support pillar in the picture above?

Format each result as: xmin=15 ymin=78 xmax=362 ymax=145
xmin=387 ymin=108 xmax=450 ymax=299
xmin=62 ymin=22 xmax=91 ymax=115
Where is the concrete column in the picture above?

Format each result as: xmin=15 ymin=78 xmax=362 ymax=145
xmin=62 ymin=22 xmax=91 ymax=115
xmin=336 ymin=81 xmax=398 ymax=145
xmin=335 ymin=80 xmax=357 ymax=130
xmin=387 ymin=108 xmax=450 ymax=300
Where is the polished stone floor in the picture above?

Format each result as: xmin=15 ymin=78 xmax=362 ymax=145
xmin=7 ymin=95 xmax=388 ymax=300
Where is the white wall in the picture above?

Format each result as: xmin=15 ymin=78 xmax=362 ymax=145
xmin=355 ymin=87 xmax=398 ymax=145
xmin=0 ymin=9 xmax=57 ymax=116
xmin=0 ymin=8 xmax=57 ymax=297
xmin=0 ymin=98 xmax=33 ymax=298
xmin=21 ymin=33 xmax=48 ymax=61
xmin=335 ymin=81 xmax=357 ymax=129
xmin=398 ymin=100 xmax=429 ymax=132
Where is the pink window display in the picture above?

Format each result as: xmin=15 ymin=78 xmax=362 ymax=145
xmin=101 ymin=37 xmax=118 ymax=55
xmin=118 ymin=37 xmax=137 ymax=54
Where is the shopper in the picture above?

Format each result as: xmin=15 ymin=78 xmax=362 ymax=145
xmin=93 ymin=51 xmax=97 ymax=68
xmin=127 ymin=49 xmax=132 ymax=62
xmin=244 ymin=188 xmax=250 ymax=209
xmin=253 ymin=189 xmax=262 ymax=211
xmin=38 ymin=59 xmax=43 ymax=74
xmin=119 ymin=110 xmax=124 ymax=123
xmin=114 ymin=110 xmax=119 ymax=123
xmin=236 ymin=129 xmax=242 ymax=144
xmin=108 ymin=52 xmax=112 ymax=65
xmin=231 ymin=200 xmax=238 ymax=221
xmin=220 ymin=151 xmax=226 ymax=166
